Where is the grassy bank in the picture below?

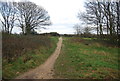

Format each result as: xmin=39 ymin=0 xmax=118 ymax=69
xmin=2 ymin=34 xmax=58 ymax=79
xmin=54 ymin=37 xmax=119 ymax=79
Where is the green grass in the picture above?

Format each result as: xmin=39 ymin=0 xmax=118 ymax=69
xmin=3 ymin=36 xmax=58 ymax=79
xmin=54 ymin=37 xmax=119 ymax=79
xmin=82 ymin=37 xmax=97 ymax=40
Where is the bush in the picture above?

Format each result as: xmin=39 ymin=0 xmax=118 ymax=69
xmin=2 ymin=34 xmax=52 ymax=63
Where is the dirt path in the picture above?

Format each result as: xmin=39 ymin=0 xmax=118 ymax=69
xmin=16 ymin=37 xmax=62 ymax=79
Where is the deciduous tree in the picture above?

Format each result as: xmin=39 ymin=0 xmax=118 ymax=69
xmin=16 ymin=1 xmax=51 ymax=34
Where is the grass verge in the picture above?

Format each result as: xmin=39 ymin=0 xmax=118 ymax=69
xmin=54 ymin=37 xmax=119 ymax=79
xmin=2 ymin=35 xmax=58 ymax=79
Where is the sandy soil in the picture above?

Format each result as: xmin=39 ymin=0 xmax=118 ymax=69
xmin=16 ymin=37 xmax=62 ymax=79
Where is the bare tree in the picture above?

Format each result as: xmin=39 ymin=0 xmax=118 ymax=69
xmin=0 ymin=2 xmax=17 ymax=34
xmin=83 ymin=26 xmax=91 ymax=35
xmin=16 ymin=1 xmax=51 ymax=34
xmin=78 ymin=2 xmax=101 ymax=36
xmin=73 ymin=24 xmax=82 ymax=35
xmin=78 ymin=0 xmax=119 ymax=42
xmin=84 ymin=1 xmax=104 ymax=36
xmin=116 ymin=1 xmax=120 ymax=35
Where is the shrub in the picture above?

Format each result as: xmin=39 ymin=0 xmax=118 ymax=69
xmin=2 ymin=34 xmax=52 ymax=63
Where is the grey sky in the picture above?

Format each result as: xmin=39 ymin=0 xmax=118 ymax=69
xmin=1 ymin=0 xmax=86 ymax=34
xmin=34 ymin=0 xmax=86 ymax=34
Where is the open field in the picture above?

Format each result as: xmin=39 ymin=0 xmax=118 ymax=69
xmin=54 ymin=37 xmax=119 ymax=79
xmin=2 ymin=34 xmax=58 ymax=79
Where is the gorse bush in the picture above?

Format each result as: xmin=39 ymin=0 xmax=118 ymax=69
xmin=2 ymin=33 xmax=52 ymax=63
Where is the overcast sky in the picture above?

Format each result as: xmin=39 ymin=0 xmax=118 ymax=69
xmin=1 ymin=0 xmax=86 ymax=34
xmin=34 ymin=0 xmax=86 ymax=34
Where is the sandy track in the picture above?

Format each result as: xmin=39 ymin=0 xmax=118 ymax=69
xmin=16 ymin=37 xmax=62 ymax=79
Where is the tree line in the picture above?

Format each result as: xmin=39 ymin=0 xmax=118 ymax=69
xmin=77 ymin=0 xmax=120 ymax=44
xmin=0 ymin=1 xmax=51 ymax=34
